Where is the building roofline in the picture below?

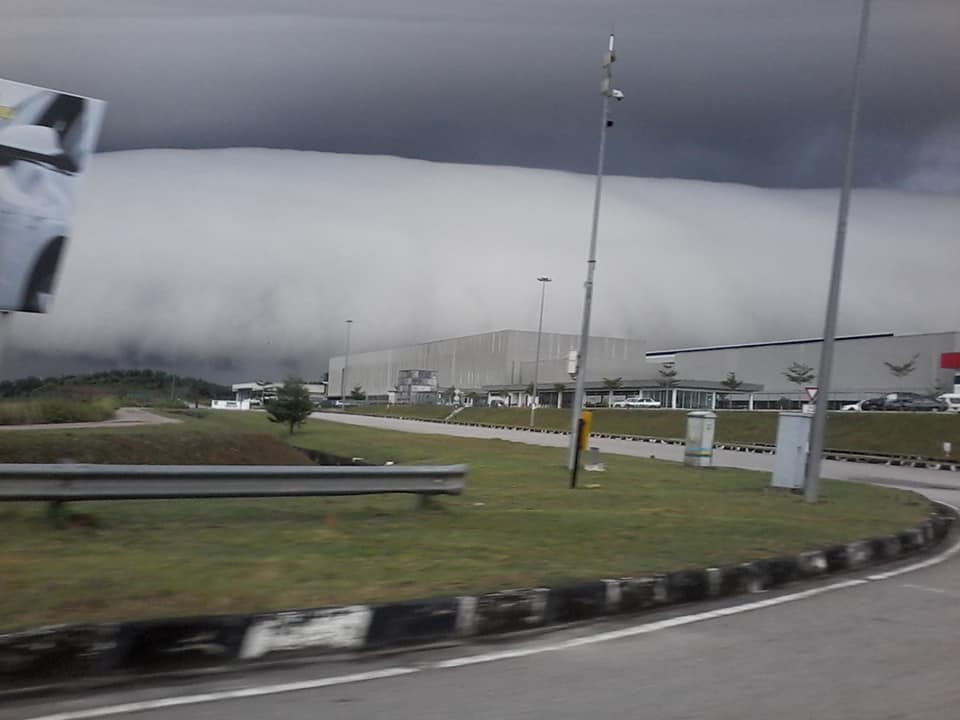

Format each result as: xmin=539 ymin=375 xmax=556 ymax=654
xmin=646 ymin=332 xmax=896 ymax=359
xmin=331 ymin=329 xmax=643 ymax=360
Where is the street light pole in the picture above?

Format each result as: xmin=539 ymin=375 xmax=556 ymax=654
xmin=342 ymin=319 xmax=353 ymax=404
xmin=805 ymin=0 xmax=873 ymax=503
xmin=530 ymin=276 xmax=552 ymax=428
xmin=568 ymin=34 xmax=621 ymax=471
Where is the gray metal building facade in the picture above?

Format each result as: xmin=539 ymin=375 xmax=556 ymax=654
xmin=328 ymin=330 xmax=648 ymax=399
xmin=648 ymin=331 xmax=959 ymax=403
xmin=329 ymin=329 xmax=960 ymax=404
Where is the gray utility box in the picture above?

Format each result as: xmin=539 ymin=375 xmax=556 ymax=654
xmin=771 ymin=413 xmax=811 ymax=490
xmin=684 ymin=411 xmax=717 ymax=468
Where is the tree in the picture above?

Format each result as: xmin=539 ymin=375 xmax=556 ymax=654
xmin=602 ymin=377 xmax=623 ymax=407
xmin=884 ymin=354 xmax=919 ymax=383
xmin=721 ymin=371 xmax=744 ymax=393
xmin=265 ymin=377 xmax=314 ymax=434
xmin=718 ymin=371 xmax=744 ymax=409
xmin=656 ymin=364 xmax=679 ymax=388
xmin=783 ymin=362 xmax=816 ymax=404
xmin=349 ymin=385 xmax=366 ymax=401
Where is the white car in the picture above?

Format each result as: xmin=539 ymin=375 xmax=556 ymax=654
xmin=0 ymin=91 xmax=86 ymax=313
xmin=612 ymin=396 xmax=662 ymax=409
xmin=841 ymin=400 xmax=866 ymax=411
xmin=937 ymin=393 xmax=960 ymax=413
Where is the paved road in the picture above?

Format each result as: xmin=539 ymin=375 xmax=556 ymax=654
xmin=8 ymin=414 xmax=960 ymax=720
xmin=0 ymin=407 xmax=180 ymax=432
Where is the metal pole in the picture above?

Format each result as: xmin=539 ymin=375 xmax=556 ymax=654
xmin=568 ymin=34 xmax=618 ymax=471
xmin=342 ymin=319 xmax=353 ymax=402
xmin=805 ymin=0 xmax=872 ymax=503
xmin=530 ymin=276 xmax=552 ymax=427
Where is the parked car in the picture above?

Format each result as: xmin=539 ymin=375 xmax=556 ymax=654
xmin=612 ymin=396 xmax=662 ymax=409
xmin=841 ymin=400 xmax=866 ymax=411
xmin=859 ymin=396 xmax=887 ymax=411
xmin=937 ymin=393 xmax=960 ymax=413
xmin=881 ymin=392 xmax=948 ymax=412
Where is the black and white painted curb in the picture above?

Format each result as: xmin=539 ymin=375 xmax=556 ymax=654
xmin=337 ymin=412 xmax=960 ymax=472
xmin=1 ymin=503 xmax=954 ymax=690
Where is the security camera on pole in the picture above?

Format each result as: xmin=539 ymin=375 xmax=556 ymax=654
xmin=567 ymin=34 xmax=622 ymax=486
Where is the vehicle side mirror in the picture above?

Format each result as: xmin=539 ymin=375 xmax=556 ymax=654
xmin=0 ymin=124 xmax=63 ymax=156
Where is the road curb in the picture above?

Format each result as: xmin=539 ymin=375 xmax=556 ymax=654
xmin=2 ymin=502 xmax=954 ymax=693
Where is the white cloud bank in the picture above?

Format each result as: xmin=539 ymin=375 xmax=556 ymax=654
xmin=6 ymin=148 xmax=959 ymax=380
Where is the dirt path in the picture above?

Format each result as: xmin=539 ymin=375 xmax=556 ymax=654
xmin=0 ymin=407 xmax=182 ymax=431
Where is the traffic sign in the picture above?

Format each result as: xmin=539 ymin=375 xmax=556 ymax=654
xmin=804 ymin=386 xmax=818 ymax=401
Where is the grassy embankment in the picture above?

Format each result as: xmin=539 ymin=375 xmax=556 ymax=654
xmin=346 ymin=405 xmax=960 ymax=458
xmin=0 ymin=410 xmax=928 ymax=629
xmin=0 ymin=398 xmax=116 ymax=426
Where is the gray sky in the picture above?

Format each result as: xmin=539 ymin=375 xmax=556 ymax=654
xmin=6 ymin=149 xmax=959 ymax=382
xmin=2 ymin=1 xmax=959 ymax=384
xmin=3 ymin=0 xmax=959 ymax=189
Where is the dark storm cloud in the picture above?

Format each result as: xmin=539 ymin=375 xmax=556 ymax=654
xmin=2 ymin=0 xmax=958 ymax=188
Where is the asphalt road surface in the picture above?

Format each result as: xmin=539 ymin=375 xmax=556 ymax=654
xmin=8 ymin=414 xmax=960 ymax=720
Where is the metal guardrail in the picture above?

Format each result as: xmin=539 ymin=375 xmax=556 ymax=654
xmin=0 ymin=464 xmax=468 ymax=502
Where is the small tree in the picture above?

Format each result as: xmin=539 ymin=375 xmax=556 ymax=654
xmin=721 ymin=371 xmax=744 ymax=393
xmin=349 ymin=385 xmax=366 ymax=401
xmin=884 ymin=354 xmax=919 ymax=385
xmin=265 ymin=377 xmax=314 ymax=434
xmin=656 ymin=364 xmax=679 ymax=388
xmin=718 ymin=371 xmax=744 ymax=410
xmin=602 ymin=377 xmax=623 ymax=407
xmin=783 ymin=362 xmax=815 ymax=405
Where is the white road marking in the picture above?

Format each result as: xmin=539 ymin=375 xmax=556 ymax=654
xmin=25 ymin=506 xmax=960 ymax=720
xmin=23 ymin=668 xmax=419 ymax=720
xmin=901 ymin=583 xmax=949 ymax=594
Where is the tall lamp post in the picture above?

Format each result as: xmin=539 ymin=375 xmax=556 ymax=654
xmin=342 ymin=319 xmax=353 ymax=404
xmin=530 ymin=276 xmax=552 ymax=427
xmin=568 ymin=34 xmax=623 ymax=471
xmin=805 ymin=0 xmax=872 ymax=503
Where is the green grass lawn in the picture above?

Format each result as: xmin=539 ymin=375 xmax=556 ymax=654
xmin=346 ymin=406 xmax=960 ymax=458
xmin=0 ymin=411 xmax=928 ymax=630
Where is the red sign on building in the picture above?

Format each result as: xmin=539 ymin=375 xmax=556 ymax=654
xmin=941 ymin=352 xmax=960 ymax=369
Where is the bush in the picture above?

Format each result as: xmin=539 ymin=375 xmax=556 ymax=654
xmin=0 ymin=398 xmax=116 ymax=425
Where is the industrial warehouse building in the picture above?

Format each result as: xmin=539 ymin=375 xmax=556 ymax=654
xmin=328 ymin=329 xmax=960 ymax=410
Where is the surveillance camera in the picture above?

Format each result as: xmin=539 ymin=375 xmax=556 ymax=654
xmin=611 ymin=89 xmax=625 ymax=101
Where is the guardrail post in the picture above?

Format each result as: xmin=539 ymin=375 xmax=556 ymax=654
xmin=416 ymin=494 xmax=432 ymax=510
xmin=47 ymin=500 xmax=66 ymax=527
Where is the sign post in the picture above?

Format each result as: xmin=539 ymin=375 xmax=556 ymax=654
xmin=569 ymin=410 xmax=593 ymax=489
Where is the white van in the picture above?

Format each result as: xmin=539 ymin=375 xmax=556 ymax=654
xmin=938 ymin=394 xmax=960 ymax=413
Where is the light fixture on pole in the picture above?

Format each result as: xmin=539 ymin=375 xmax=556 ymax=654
xmin=342 ymin=319 xmax=353 ymax=404
xmin=568 ymin=33 xmax=622 ymax=472
xmin=805 ymin=0 xmax=873 ymax=503
xmin=530 ymin=276 xmax=552 ymax=428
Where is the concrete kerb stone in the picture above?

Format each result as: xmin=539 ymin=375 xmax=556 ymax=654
xmin=1 ymin=503 xmax=955 ymax=692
